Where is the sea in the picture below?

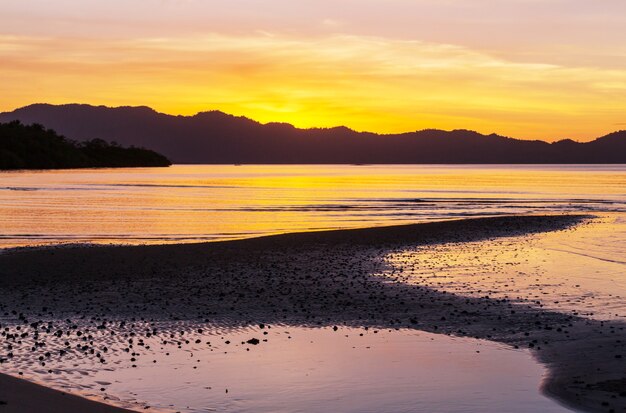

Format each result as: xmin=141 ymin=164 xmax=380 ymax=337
xmin=1 ymin=164 xmax=625 ymax=248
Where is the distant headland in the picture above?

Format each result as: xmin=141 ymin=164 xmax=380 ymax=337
xmin=1 ymin=103 xmax=625 ymax=164
xmin=0 ymin=120 xmax=171 ymax=170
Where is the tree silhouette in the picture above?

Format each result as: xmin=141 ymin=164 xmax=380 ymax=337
xmin=0 ymin=121 xmax=171 ymax=170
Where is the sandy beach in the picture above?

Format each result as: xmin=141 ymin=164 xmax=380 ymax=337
xmin=0 ymin=215 xmax=624 ymax=413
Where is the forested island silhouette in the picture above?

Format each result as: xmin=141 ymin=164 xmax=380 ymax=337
xmin=0 ymin=120 xmax=171 ymax=170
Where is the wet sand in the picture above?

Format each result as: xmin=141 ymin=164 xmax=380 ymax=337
xmin=0 ymin=372 xmax=134 ymax=413
xmin=0 ymin=215 xmax=625 ymax=413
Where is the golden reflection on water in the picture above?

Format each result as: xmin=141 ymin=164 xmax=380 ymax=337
xmin=0 ymin=164 xmax=625 ymax=248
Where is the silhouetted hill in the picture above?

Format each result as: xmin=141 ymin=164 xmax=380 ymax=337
xmin=1 ymin=103 xmax=625 ymax=164
xmin=0 ymin=120 xmax=171 ymax=170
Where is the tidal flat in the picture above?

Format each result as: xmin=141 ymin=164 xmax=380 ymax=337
xmin=0 ymin=215 xmax=624 ymax=412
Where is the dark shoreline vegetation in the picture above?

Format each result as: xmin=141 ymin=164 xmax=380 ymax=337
xmin=0 ymin=121 xmax=171 ymax=170
xmin=0 ymin=215 xmax=624 ymax=413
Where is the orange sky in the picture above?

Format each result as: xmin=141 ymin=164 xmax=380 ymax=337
xmin=1 ymin=1 xmax=626 ymax=141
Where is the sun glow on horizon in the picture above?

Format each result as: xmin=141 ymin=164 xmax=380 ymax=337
xmin=2 ymin=1 xmax=626 ymax=141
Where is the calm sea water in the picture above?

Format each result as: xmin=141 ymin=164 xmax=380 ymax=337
xmin=1 ymin=164 xmax=625 ymax=248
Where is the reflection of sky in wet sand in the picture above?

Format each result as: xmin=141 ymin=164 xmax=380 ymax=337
xmin=3 ymin=325 xmax=572 ymax=413
xmin=385 ymin=214 xmax=626 ymax=321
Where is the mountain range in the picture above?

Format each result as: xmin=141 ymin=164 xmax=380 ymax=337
xmin=1 ymin=103 xmax=625 ymax=164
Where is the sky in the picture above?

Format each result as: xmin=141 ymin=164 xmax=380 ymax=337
xmin=1 ymin=0 xmax=625 ymax=141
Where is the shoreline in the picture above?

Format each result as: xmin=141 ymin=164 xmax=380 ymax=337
xmin=0 ymin=371 xmax=135 ymax=413
xmin=1 ymin=214 xmax=624 ymax=413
